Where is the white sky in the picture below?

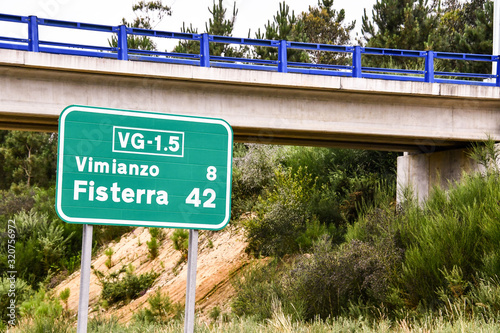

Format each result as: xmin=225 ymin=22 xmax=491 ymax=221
xmin=0 ymin=0 xmax=376 ymax=48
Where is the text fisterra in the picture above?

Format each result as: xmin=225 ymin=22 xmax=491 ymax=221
xmin=72 ymin=156 xmax=168 ymax=205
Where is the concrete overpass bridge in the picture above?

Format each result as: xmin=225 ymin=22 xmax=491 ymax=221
xmin=1 ymin=14 xmax=500 ymax=200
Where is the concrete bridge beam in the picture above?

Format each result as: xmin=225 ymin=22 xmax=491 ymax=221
xmin=1 ymin=49 xmax=500 ymax=152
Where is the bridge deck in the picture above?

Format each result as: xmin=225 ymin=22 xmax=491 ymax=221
xmin=0 ymin=49 xmax=499 ymax=152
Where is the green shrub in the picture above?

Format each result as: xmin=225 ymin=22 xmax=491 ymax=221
xmin=295 ymin=217 xmax=329 ymax=251
xmin=94 ymin=264 xmax=159 ymax=306
xmin=231 ymin=144 xmax=288 ymax=219
xmin=241 ymin=147 xmax=397 ymax=258
xmin=20 ymin=288 xmax=63 ymax=318
xmin=147 ymin=237 xmax=160 ymax=260
xmin=0 ymin=183 xmax=36 ymax=221
xmin=397 ymin=172 xmax=500 ymax=308
xmin=430 ymin=267 xmax=500 ymax=322
xmin=344 ymin=169 xmax=500 ymax=313
xmin=233 ymin=144 xmax=287 ymax=196
xmin=133 ymin=288 xmax=182 ymax=324
xmin=468 ymin=137 xmax=500 ymax=175
xmin=0 ymin=209 xmax=74 ymax=288
xmin=0 ymin=276 xmax=32 ymax=326
xmin=62 ymin=254 xmax=80 ymax=273
xmin=88 ymin=315 xmax=120 ymax=332
xmin=209 ymin=306 xmax=221 ymax=321
xmin=18 ymin=315 xmax=73 ymax=333
xmin=171 ymin=229 xmax=189 ymax=261
xmin=147 ymin=228 xmax=165 ymax=260
xmin=104 ymin=247 xmax=114 ymax=269
xmin=59 ymin=288 xmax=70 ymax=313
xmin=149 ymin=227 xmax=165 ymax=241
xmin=245 ymin=166 xmax=319 ymax=257
xmin=232 ymin=260 xmax=304 ymax=321
xmin=469 ymin=275 xmax=500 ymax=318
xmin=288 ymin=236 xmax=402 ymax=320
xmin=282 ymin=147 xmax=397 ymax=185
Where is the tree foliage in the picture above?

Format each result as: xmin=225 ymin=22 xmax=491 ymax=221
xmin=245 ymin=166 xmax=319 ymax=257
xmin=298 ymin=0 xmax=354 ymax=64
xmin=94 ymin=264 xmax=159 ymax=306
xmin=430 ymin=0 xmax=493 ymax=74
xmin=174 ymin=0 xmax=243 ymax=57
xmin=0 ymin=209 xmax=74 ymax=287
xmin=109 ymin=0 xmax=172 ymax=51
xmin=253 ymin=1 xmax=354 ymax=64
xmin=253 ymin=2 xmax=306 ymax=62
xmin=0 ymin=131 xmax=57 ymax=188
xmin=362 ymin=0 xmax=439 ymax=49
xmin=362 ymin=0 xmax=439 ymax=68
xmin=361 ymin=0 xmax=493 ymax=73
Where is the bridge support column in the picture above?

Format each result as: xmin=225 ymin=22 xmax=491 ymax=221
xmin=397 ymin=147 xmax=483 ymax=204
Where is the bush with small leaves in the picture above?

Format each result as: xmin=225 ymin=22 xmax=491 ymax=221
xmin=231 ymin=144 xmax=288 ymax=219
xmin=288 ymin=236 xmax=402 ymax=320
xmin=133 ymin=288 xmax=182 ymax=324
xmin=171 ymin=229 xmax=189 ymax=262
xmin=245 ymin=166 xmax=318 ymax=257
xmin=0 ymin=276 xmax=32 ymax=325
xmin=59 ymin=288 xmax=70 ymax=314
xmin=209 ymin=306 xmax=221 ymax=321
xmin=104 ymin=248 xmax=114 ymax=269
xmin=149 ymin=227 xmax=165 ymax=241
xmin=19 ymin=288 xmax=64 ymax=324
xmin=146 ymin=237 xmax=159 ymax=260
xmin=0 ymin=209 xmax=74 ymax=288
xmin=232 ymin=260 xmax=304 ymax=321
xmin=93 ymin=264 xmax=159 ymax=306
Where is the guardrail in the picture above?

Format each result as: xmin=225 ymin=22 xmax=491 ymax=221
xmin=1 ymin=13 xmax=499 ymax=87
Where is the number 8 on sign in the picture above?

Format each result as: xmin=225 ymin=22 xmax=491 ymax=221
xmin=207 ymin=166 xmax=217 ymax=181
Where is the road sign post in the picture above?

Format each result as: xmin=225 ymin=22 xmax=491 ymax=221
xmin=76 ymin=224 xmax=92 ymax=333
xmin=184 ymin=229 xmax=198 ymax=333
xmin=56 ymin=105 xmax=233 ymax=333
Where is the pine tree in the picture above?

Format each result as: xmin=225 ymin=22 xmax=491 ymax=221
xmin=254 ymin=2 xmax=308 ymax=62
xmin=430 ymin=0 xmax=493 ymax=74
xmin=298 ymin=0 xmax=355 ymax=65
xmin=109 ymin=1 xmax=172 ymax=51
xmin=253 ymin=1 xmax=354 ymax=65
xmin=362 ymin=0 xmax=493 ymax=74
xmin=361 ymin=0 xmax=439 ymax=68
xmin=207 ymin=0 xmax=242 ymax=57
xmin=0 ymin=131 xmax=57 ymax=188
xmin=174 ymin=0 xmax=243 ymax=58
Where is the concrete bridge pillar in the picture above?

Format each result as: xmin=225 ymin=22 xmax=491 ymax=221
xmin=396 ymin=147 xmax=483 ymax=204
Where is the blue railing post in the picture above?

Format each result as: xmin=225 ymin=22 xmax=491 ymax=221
xmin=117 ymin=25 xmax=128 ymax=60
xmin=425 ymin=51 xmax=434 ymax=83
xmin=200 ymin=33 xmax=210 ymax=67
xmin=352 ymin=46 xmax=362 ymax=78
xmin=28 ymin=15 xmax=39 ymax=52
xmin=278 ymin=40 xmax=287 ymax=73
xmin=495 ymin=57 xmax=500 ymax=87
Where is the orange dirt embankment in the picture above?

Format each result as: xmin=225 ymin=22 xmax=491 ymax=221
xmin=52 ymin=225 xmax=249 ymax=323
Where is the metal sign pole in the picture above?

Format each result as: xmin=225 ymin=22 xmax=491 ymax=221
xmin=494 ymin=0 xmax=500 ymax=76
xmin=76 ymin=224 xmax=93 ymax=333
xmin=184 ymin=229 xmax=199 ymax=333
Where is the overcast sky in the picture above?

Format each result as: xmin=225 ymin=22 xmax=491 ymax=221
xmin=0 ymin=0 xmax=377 ymax=47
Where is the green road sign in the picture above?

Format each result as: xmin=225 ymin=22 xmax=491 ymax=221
xmin=56 ymin=105 xmax=233 ymax=230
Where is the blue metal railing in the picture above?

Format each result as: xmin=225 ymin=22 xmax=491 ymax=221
xmin=1 ymin=13 xmax=499 ymax=87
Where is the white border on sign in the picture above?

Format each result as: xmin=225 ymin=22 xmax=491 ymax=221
xmin=112 ymin=126 xmax=185 ymax=158
xmin=56 ymin=105 xmax=233 ymax=230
